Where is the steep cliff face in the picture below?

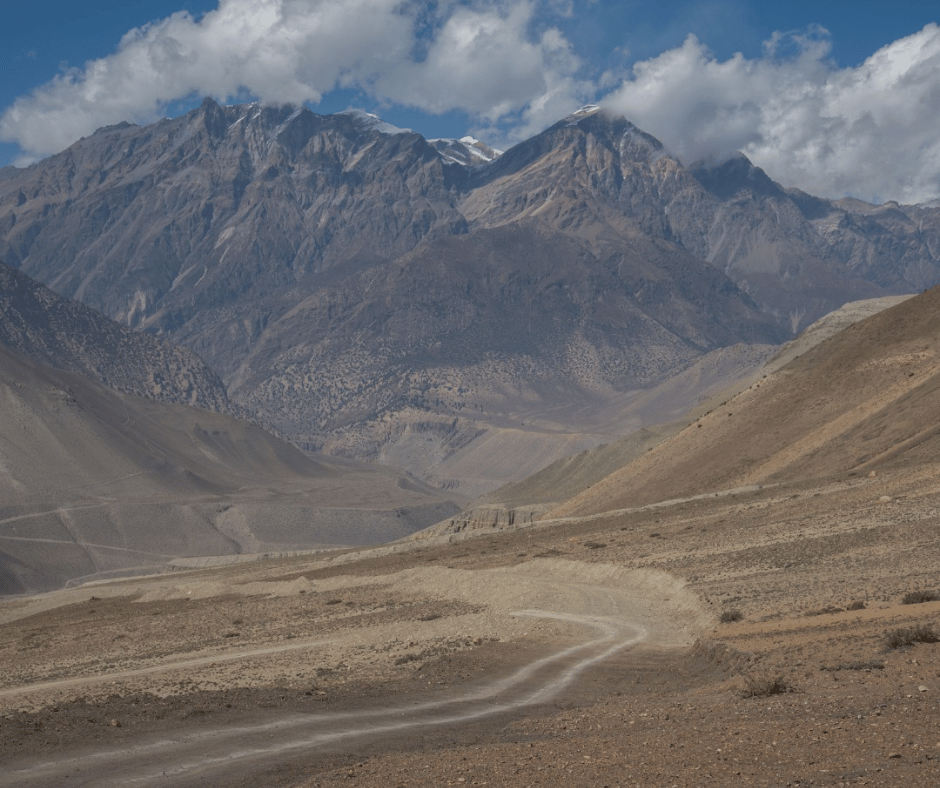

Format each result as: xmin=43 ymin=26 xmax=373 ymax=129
xmin=1 ymin=101 xmax=937 ymax=491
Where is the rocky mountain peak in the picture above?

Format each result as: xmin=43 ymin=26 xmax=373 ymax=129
xmin=473 ymin=105 xmax=671 ymax=188
xmin=689 ymin=152 xmax=785 ymax=200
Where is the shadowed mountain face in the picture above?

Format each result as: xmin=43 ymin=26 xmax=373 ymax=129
xmin=0 ymin=260 xmax=231 ymax=413
xmin=1 ymin=102 xmax=937 ymax=491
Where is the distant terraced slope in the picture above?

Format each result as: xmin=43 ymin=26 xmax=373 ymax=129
xmin=0 ymin=345 xmax=458 ymax=595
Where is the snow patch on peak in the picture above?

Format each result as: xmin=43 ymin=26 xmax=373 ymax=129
xmin=430 ymin=136 xmax=502 ymax=166
xmin=565 ymin=105 xmax=602 ymax=124
xmin=340 ymin=109 xmax=411 ymax=136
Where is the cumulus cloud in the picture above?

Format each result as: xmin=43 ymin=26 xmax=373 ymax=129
xmin=4 ymin=0 xmax=939 ymax=204
xmin=602 ymin=24 xmax=940 ymax=204
xmin=0 ymin=0 xmax=590 ymax=163
xmin=376 ymin=1 xmax=592 ymax=145
xmin=1 ymin=0 xmax=412 ymax=158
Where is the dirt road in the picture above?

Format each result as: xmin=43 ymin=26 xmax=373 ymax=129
xmin=0 ymin=559 xmax=702 ymax=787
xmin=5 ymin=470 xmax=940 ymax=787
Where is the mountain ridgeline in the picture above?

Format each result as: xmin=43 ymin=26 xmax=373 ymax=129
xmin=2 ymin=100 xmax=938 ymax=492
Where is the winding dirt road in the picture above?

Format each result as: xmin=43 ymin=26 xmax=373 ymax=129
xmin=3 ymin=610 xmax=645 ymax=787
xmin=0 ymin=557 xmax=706 ymax=788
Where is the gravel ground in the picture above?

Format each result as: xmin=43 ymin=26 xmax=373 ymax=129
xmin=2 ymin=464 xmax=940 ymax=786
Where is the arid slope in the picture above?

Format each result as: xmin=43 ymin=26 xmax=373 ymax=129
xmin=548 ymin=286 xmax=940 ymax=518
xmin=0 ymin=346 xmax=459 ymax=595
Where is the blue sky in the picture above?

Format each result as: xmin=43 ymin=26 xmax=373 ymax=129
xmin=2 ymin=1 xmax=939 ymax=202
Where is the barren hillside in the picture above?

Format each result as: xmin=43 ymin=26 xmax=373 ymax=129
xmin=3 ymin=288 xmax=940 ymax=787
xmin=0 ymin=346 xmax=459 ymax=595
xmin=548 ymin=286 xmax=940 ymax=518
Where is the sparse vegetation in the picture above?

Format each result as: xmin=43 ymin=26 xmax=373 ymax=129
xmin=884 ymin=625 xmax=940 ymax=650
xmin=719 ymin=609 xmax=743 ymax=623
xmin=805 ymin=606 xmax=844 ymax=617
xmin=901 ymin=590 xmax=939 ymax=605
xmin=821 ymin=660 xmax=884 ymax=672
xmin=740 ymin=672 xmax=794 ymax=698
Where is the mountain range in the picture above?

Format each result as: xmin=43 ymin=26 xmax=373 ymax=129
xmin=2 ymin=100 xmax=939 ymax=493
xmin=5 ymin=101 xmax=940 ymax=788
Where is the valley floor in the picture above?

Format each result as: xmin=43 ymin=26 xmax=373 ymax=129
xmin=2 ymin=462 xmax=940 ymax=786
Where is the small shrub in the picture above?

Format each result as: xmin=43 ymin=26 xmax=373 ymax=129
xmin=901 ymin=590 xmax=939 ymax=605
xmin=821 ymin=659 xmax=884 ymax=672
xmin=884 ymin=625 xmax=940 ymax=650
xmin=805 ymin=606 xmax=844 ymax=617
xmin=719 ymin=609 xmax=743 ymax=623
xmin=741 ymin=672 xmax=793 ymax=698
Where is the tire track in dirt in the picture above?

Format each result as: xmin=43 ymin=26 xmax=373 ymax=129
xmin=0 ymin=638 xmax=332 ymax=700
xmin=2 ymin=559 xmax=704 ymax=787
xmin=2 ymin=611 xmax=645 ymax=787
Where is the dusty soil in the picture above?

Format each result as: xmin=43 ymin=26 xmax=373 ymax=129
xmin=2 ymin=463 xmax=940 ymax=786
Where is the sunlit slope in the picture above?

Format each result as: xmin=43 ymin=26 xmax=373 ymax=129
xmin=0 ymin=346 xmax=458 ymax=594
xmin=466 ymin=295 xmax=910 ymax=516
xmin=548 ymin=287 xmax=940 ymax=518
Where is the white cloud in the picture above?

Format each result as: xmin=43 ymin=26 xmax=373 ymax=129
xmin=0 ymin=0 xmax=589 ymax=162
xmin=376 ymin=1 xmax=592 ymax=146
xmin=1 ymin=0 xmax=415 ymax=158
xmin=4 ymin=1 xmax=939 ymax=204
xmin=602 ymin=24 xmax=940 ymax=204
